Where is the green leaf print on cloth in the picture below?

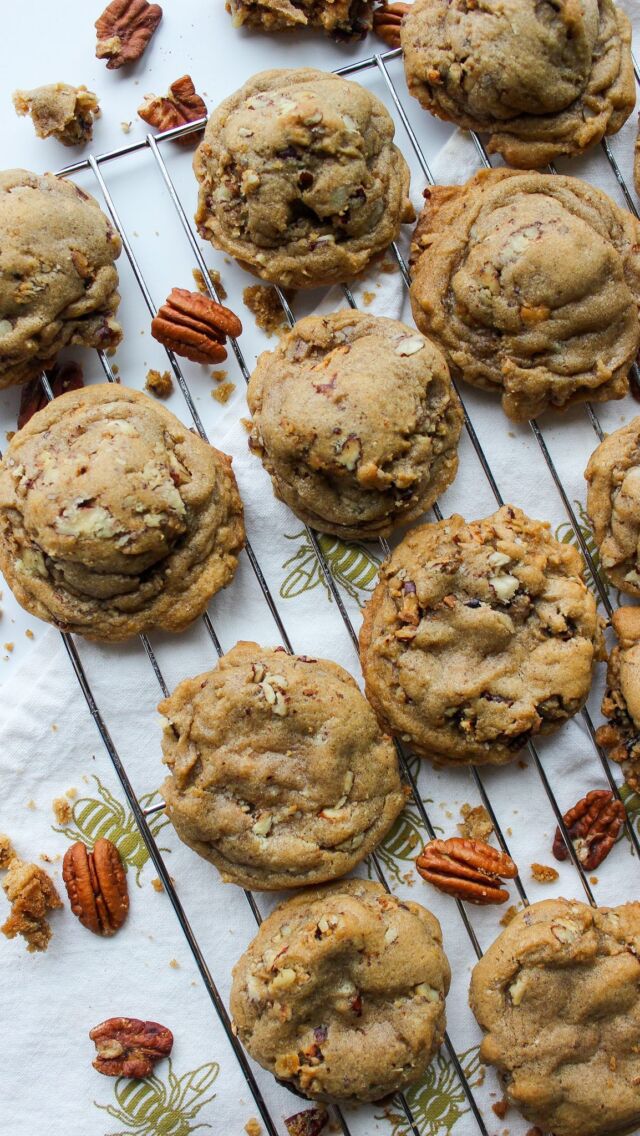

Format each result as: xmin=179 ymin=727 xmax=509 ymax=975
xmin=554 ymin=501 xmax=611 ymax=602
xmin=96 ymin=1059 xmax=219 ymax=1136
xmin=280 ymin=529 xmax=380 ymax=605
xmin=380 ymin=1046 xmax=483 ymax=1136
xmin=53 ymin=775 xmax=170 ymax=885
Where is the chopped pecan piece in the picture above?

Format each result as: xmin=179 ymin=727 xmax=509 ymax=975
xmin=17 ymin=361 xmax=84 ymax=430
xmin=284 ymin=1108 xmax=329 ymax=1136
xmin=151 ymin=288 xmax=242 ymax=364
xmin=416 ymin=837 xmax=518 ymax=904
xmin=90 ymin=1017 xmax=173 ymax=1077
xmin=372 ymin=2 xmax=410 ymax=47
xmin=62 ymin=838 xmax=129 ymax=936
xmin=138 ymin=74 xmax=206 ymax=146
xmin=95 ymin=0 xmax=163 ymax=69
xmin=552 ymin=789 xmax=625 ymax=870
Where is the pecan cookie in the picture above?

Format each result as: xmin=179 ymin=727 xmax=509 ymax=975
xmin=247 ymin=310 xmax=462 ymax=540
xmin=596 ymin=606 xmax=640 ymax=794
xmin=402 ymin=0 xmax=635 ymax=168
xmin=585 ymin=417 xmax=640 ymax=598
xmin=359 ymin=505 xmax=603 ymax=766
xmin=0 ymin=384 xmax=244 ymax=641
xmin=410 ymin=169 xmax=640 ymax=423
xmin=230 ymin=878 xmax=450 ymax=1101
xmin=226 ymin=0 xmax=373 ymax=38
xmin=470 ymin=898 xmax=640 ymax=1136
xmin=193 ymin=69 xmax=413 ymax=289
xmin=0 ymin=170 xmax=122 ymax=390
xmin=160 ymin=642 xmax=405 ymax=890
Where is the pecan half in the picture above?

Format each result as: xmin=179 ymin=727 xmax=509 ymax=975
xmin=90 ymin=1017 xmax=173 ymax=1077
xmin=416 ymin=837 xmax=518 ymax=904
xmin=552 ymin=789 xmax=625 ymax=870
xmin=372 ymin=2 xmax=410 ymax=48
xmin=285 ymin=1108 xmax=329 ymax=1136
xmin=95 ymin=0 xmax=163 ymax=69
xmin=151 ymin=288 xmax=242 ymax=364
xmin=138 ymin=75 xmax=206 ymax=146
xmin=62 ymin=838 xmax=129 ymax=936
xmin=18 ymin=361 xmax=84 ymax=430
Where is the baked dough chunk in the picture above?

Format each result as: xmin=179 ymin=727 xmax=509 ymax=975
xmin=359 ymin=505 xmax=603 ymax=766
xmin=0 ymin=170 xmax=122 ymax=389
xmin=586 ymin=417 xmax=640 ymax=598
xmin=470 ymin=898 xmax=640 ymax=1136
xmin=596 ymin=606 xmax=640 ymax=793
xmin=160 ymin=642 xmax=405 ymax=890
xmin=230 ymin=879 xmax=450 ymax=1101
xmin=226 ymin=0 xmax=372 ymax=38
xmin=410 ymin=169 xmax=640 ymax=422
xmin=402 ymin=0 xmax=635 ymax=168
xmin=12 ymin=84 xmax=100 ymax=146
xmin=247 ymin=310 xmax=462 ymax=540
xmin=193 ymin=69 xmax=414 ymax=289
xmin=0 ymin=384 xmax=244 ymax=641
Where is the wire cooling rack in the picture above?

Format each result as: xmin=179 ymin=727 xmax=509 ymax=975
xmin=11 ymin=42 xmax=640 ymax=1136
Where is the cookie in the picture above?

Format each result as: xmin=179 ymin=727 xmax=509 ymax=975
xmin=359 ymin=505 xmax=603 ymax=766
xmin=402 ymin=0 xmax=635 ymax=168
xmin=193 ymin=69 xmax=413 ymax=289
xmin=635 ymin=116 xmax=640 ymax=198
xmin=0 ymin=384 xmax=245 ymax=641
xmin=410 ymin=169 xmax=640 ymax=422
xmin=247 ymin=310 xmax=462 ymax=540
xmin=596 ymin=606 xmax=640 ymax=795
xmin=470 ymin=898 xmax=640 ymax=1136
xmin=586 ymin=417 xmax=640 ymax=598
xmin=12 ymin=84 xmax=100 ymax=146
xmin=160 ymin=641 xmax=405 ymax=890
xmin=230 ymin=879 xmax=450 ymax=1101
xmin=0 ymin=170 xmax=122 ymax=390
xmin=226 ymin=0 xmax=372 ymax=38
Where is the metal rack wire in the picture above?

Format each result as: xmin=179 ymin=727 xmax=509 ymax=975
xmin=21 ymin=40 xmax=638 ymax=1136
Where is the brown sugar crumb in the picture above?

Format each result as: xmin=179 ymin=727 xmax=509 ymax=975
xmin=500 ymin=904 xmax=520 ymax=927
xmin=211 ymin=369 xmax=228 ymax=384
xmin=362 ymin=290 xmax=376 ymax=307
xmin=52 ymin=797 xmax=72 ymax=825
xmin=25 ymin=629 xmax=34 ymax=639
xmin=531 ymin=862 xmax=559 ymax=884
xmin=151 ymin=877 xmax=164 ymax=893
xmin=0 ymin=835 xmax=16 ymax=870
xmin=1 ymin=853 xmax=63 ymax=952
xmin=245 ymin=1121 xmax=262 ymax=1136
xmin=145 ymin=369 xmax=174 ymax=398
xmin=211 ymin=381 xmax=235 ymax=404
xmin=3 ymin=642 xmax=14 ymax=653
xmin=193 ymin=266 xmax=227 ymax=301
xmin=243 ymin=284 xmax=293 ymax=337
xmin=458 ymin=803 xmax=494 ymax=842
xmin=492 ymin=1100 xmax=509 ymax=1119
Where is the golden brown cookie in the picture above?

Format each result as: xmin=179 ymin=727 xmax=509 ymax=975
xmin=402 ymin=0 xmax=635 ymax=168
xmin=193 ymin=69 xmax=413 ymax=289
xmin=230 ymin=879 xmax=450 ymax=1101
xmin=410 ymin=169 xmax=640 ymax=422
xmin=596 ymin=606 xmax=640 ymax=794
xmin=0 ymin=384 xmax=245 ymax=641
xmin=470 ymin=898 xmax=640 ymax=1136
xmin=247 ymin=310 xmax=462 ymax=540
xmin=359 ymin=505 xmax=603 ymax=766
xmin=160 ymin=642 xmax=405 ymax=889
xmin=0 ymin=170 xmax=122 ymax=389
xmin=226 ymin=0 xmax=373 ymax=37
xmin=586 ymin=417 xmax=640 ymax=598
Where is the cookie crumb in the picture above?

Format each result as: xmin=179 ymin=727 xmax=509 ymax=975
xmin=151 ymin=877 xmax=164 ymax=893
xmin=530 ymin=862 xmax=559 ymax=883
xmin=380 ymin=258 xmax=397 ymax=274
xmin=5 ymin=431 xmax=15 ymax=442
xmin=500 ymin=904 xmax=520 ymax=927
xmin=169 ymin=957 xmax=180 ymax=969
xmin=13 ymin=83 xmax=100 ymax=146
xmin=193 ymin=266 xmax=227 ymax=301
xmin=458 ymin=803 xmax=494 ymax=841
xmin=492 ymin=1100 xmax=509 ymax=1119
xmin=243 ymin=284 xmax=292 ymax=337
xmin=145 ymin=369 xmax=174 ymax=398
xmin=590 ymin=874 xmax=599 ymax=884
xmin=362 ymin=290 xmax=376 ymax=306
xmin=3 ymin=642 xmax=14 ymax=653
xmin=211 ymin=381 xmax=235 ymax=404
xmin=121 ymin=121 xmax=132 ymax=133
xmin=26 ymin=800 xmax=36 ymax=811
xmin=52 ymin=797 xmax=72 ymax=825
xmin=0 ymin=834 xmax=16 ymax=870
xmin=25 ymin=629 xmax=34 ymax=639
xmin=211 ymin=368 xmax=228 ymax=383
xmin=1 ymin=852 xmax=63 ymax=952
xmin=66 ymin=787 xmax=77 ymax=800
xmin=245 ymin=1120 xmax=262 ymax=1136
xmin=402 ymin=869 xmax=415 ymax=887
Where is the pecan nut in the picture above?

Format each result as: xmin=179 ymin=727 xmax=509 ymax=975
xmin=552 ymin=789 xmax=625 ymax=870
xmin=95 ymin=0 xmax=163 ymax=70
xmin=372 ymin=2 xmax=411 ymax=48
xmin=151 ymin=288 xmax=242 ymax=364
xmin=62 ymin=838 xmax=129 ymax=936
xmin=90 ymin=1017 xmax=173 ymax=1077
xmin=18 ymin=361 xmax=84 ymax=430
xmin=285 ymin=1108 xmax=329 ymax=1136
xmin=138 ymin=75 xmax=206 ymax=146
xmin=416 ymin=837 xmax=518 ymax=904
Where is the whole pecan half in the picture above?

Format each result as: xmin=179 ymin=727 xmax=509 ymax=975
xmin=18 ymin=361 xmax=84 ymax=430
xmin=552 ymin=789 xmax=625 ymax=870
xmin=62 ymin=838 xmax=129 ymax=936
xmin=372 ymin=2 xmax=410 ymax=48
xmin=138 ymin=75 xmax=206 ymax=146
xmin=95 ymin=0 xmax=163 ymax=69
xmin=151 ymin=288 xmax=242 ymax=364
xmin=90 ymin=1017 xmax=173 ymax=1077
xmin=416 ymin=837 xmax=518 ymax=904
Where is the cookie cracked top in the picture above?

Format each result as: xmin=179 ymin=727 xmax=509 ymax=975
xmin=359 ymin=505 xmax=603 ymax=766
xmin=410 ymin=169 xmax=640 ymax=423
xmin=193 ymin=68 xmax=413 ymax=289
xmin=247 ymin=310 xmax=462 ymax=540
xmin=231 ymin=879 xmax=450 ymax=1101
xmin=585 ymin=417 xmax=640 ymax=599
xmin=160 ymin=642 xmax=405 ymax=890
xmin=470 ymin=898 xmax=640 ymax=1136
xmin=0 ymin=169 xmax=122 ymax=389
xmin=0 ymin=384 xmax=245 ymax=641
xmin=401 ymin=0 xmax=635 ymax=167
